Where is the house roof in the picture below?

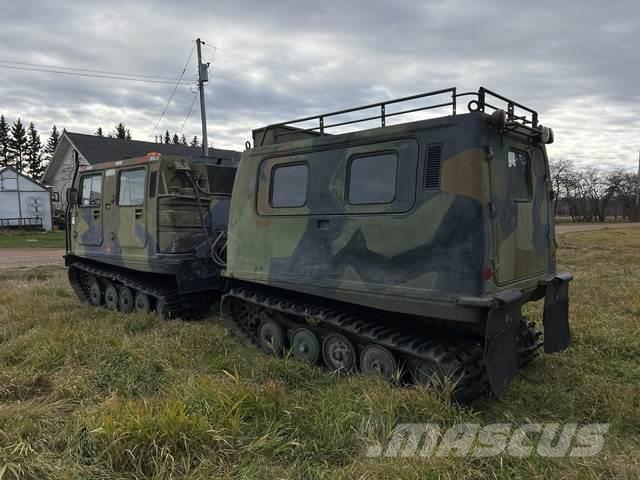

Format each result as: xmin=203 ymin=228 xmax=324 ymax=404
xmin=64 ymin=132 xmax=241 ymax=165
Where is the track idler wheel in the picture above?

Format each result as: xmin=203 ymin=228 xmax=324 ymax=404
xmin=119 ymin=287 xmax=134 ymax=313
xmin=322 ymin=333 xmax=356 ymax=373
xmin=291 ymin=328 xmax=320 ymax=364
xmin=134 ymin=292 xmax=151 ymax=313
xmin=104 ymin=285 xmax=119 ymax=311
xmin=360 ymin=345 xmax=397 ymax=381
xmin=259 ymin=320 xmax=285 ymax=355
xmin=88 ymin=281 xmax=102 ymax=306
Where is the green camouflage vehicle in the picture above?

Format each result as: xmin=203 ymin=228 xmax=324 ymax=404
xmin=220 ymin=87 xmax=572 ymax=402
xmin=65 ymin=150 xmax=239 ymax=318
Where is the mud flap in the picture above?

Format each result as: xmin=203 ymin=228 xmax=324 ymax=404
xmin=484 ymin=290 xmax=522 ymax=397
xmin=542 ymin=273 xmax=572 ymax=353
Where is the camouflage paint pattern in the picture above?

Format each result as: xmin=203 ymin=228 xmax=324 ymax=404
xmin=226 ymin=112 xmax=555 ymax=323
xmin=69 ymin=153 xmax=238 ymax=275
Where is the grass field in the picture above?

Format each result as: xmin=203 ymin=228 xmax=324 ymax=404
xmin=0 ymin=231 xmax=65 ymax=249
xmin=0 ymin=230 xmax=639 ymax=479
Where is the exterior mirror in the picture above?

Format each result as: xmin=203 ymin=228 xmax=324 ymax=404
xmin=66 ymin=188 xmax=79 ymax=205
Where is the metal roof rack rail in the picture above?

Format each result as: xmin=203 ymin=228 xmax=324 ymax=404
xmin=254 ymin=86 xmax=543 ymax=146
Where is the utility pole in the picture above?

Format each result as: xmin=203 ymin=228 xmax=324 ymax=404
xmin=196 ymin=38 xmax=209 ymax=156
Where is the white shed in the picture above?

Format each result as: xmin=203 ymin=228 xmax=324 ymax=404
xmin=0 ymin=167 xmax=53 ymax=231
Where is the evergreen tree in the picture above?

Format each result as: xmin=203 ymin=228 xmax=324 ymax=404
xmin=190 ymin=136 xmax=199 ymax=148
xmin=172 ymin=133 xmax=179 ymax=145
xmin=164 ymin=130 xmax=171 ymax=144
xmin=95 ymin=127 xmax=103 ymax=137
xmin=44 ymin=125 xmax=60 ymax=162
xmin=112 ymin=122 xmax=130 ymax=140
xmin=9 ymin=118 xmax=28 ymax=172
xmin=26 ymin=122 xmax=44 ymax=180
xmin=0 ymin=115 xmax=9 ymax=167
xmin=180 ymin=134 xmax=187 ymax=146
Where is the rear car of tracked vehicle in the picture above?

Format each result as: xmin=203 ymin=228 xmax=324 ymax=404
xmin=221 ymin=87 xmax=572 ymax=403
xmin=65 ymin=150 xmax=239 ymax=318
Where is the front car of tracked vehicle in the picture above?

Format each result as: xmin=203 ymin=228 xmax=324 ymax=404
xmin=224 ymin=88 xmax=572 ymax=399
xmin=64 ymin=151 xmax=239 ymax=313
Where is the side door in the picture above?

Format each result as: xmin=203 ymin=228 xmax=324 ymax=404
xmin=76 ymin=173 xmax=104 ymax=246
xmin=114 ymin=167 xmax=148 ymax=250
xmin=490 ymin=137 xmax=551 ymax=285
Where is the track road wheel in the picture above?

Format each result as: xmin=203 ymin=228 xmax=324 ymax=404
xmin=360 ymin=345 xmax=397 ymax=381
xmin=104 ymin=285 xmax=119 ymax=311
xmin=291 ymin=328 xmax=320 ymax=364
xmin=259 ymin=320 xmax=285 ymax=355
xmin=134 ymin=292 xmax=151 ymax=313
xmin=118 ymin=287 xmax=134 ymax=313
xmin=322 ymin=333 xmax=356 ymax=373
xmin=88 ymin=281 xmax=102 ymax=306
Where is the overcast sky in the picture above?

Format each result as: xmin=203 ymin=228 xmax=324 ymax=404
xmin=0 ymin=0 xmax=638 ymax=169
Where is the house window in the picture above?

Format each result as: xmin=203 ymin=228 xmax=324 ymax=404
xmin=118 ymin=169 xmax=146 ymax=206
xmin=80 ymin=174 xmax=102 ymax=207
xmin=508 ymin=150 xmax=531 ymax=201
xmin=348 ymin=153 xmax=398 ymax=204
xmin=270 ymin=163 xmax=308 ymax=208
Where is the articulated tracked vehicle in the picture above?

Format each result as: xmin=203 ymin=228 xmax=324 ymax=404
xmin=220 ymin=87 xmax=572 ymax=401
xmin=66 ymin=87 xmax=572 ymax=402
xmin=65 ymin=149 xmax=239 ymax=318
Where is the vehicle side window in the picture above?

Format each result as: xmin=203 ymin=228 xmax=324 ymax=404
xmin=508 ymin=150 xmax=531 ymax=201
xmin=79 ymin=174 xmax=102 ymax=207
xmin=348 ymin=153 xmax=397 ymax=204
xmin=270 ymin=163 xmax=308 ymax=208
xmin=118 ymin=169 xmax=146 ymax=206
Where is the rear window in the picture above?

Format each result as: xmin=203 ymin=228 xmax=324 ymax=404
xmin=508 ymin=150 xmax=531 ymax=201
xmin=348 ymin=153 xmax=398 ymax=204
xmin=270 ymin=163 xmax=308 ymax=208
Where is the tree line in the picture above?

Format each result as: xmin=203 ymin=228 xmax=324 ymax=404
xmin=0 ymin=115 xmax=60 ymax=181
xmin=0 ymin=116 xmax=204 ymax=182
xmin=550 ymin=159 xmax=640 ymax=222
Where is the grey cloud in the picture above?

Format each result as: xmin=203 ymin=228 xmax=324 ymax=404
xmin=0 ymin=0 xmax=638 ymax=165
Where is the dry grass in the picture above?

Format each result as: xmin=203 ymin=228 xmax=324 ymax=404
xmin=0 ymin=229 xmax=639 ymax=479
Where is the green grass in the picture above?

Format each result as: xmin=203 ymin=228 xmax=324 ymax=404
xmin=0 ymin=230 xmax=65 ymax=248
xmin=1 ymin=230 xmax=639 ymax=478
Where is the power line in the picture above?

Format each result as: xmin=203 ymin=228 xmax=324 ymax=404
xmin=0 ymin=59 xmax=189 ymax=82
xmin=201 ymin=41 xmax=325 ymax=88
xmin=150 ymin=42 xmax=197 ymax=138
xmin=179 ymin=91 xmax=199 ymax=134
xmin=0 ymin=64 xmax=193 ymax=85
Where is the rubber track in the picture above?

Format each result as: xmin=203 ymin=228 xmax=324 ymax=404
xmin=69 ymin=261 xmax=210 ymax=319
xmin=221 ymin=285 xmax=491 ymax=403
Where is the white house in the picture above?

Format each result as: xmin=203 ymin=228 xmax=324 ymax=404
xmin=0 ymin=167 xmax=53 ymax=231
xmin=42 ymin=132 xmax=238 ymax=213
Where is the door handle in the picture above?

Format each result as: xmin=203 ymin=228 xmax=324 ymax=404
xmin=135 ymin=208 xmax=144 ymax=218
xmin=92 ymin=209 xmax=100 ymax=219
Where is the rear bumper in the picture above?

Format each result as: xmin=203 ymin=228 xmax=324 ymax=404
xmin=483 ymin=272 xmax=573 ymax=396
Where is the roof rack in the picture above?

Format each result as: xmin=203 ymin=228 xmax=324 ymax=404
xmin=254 ymin=87 xmax=543 ymax=146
